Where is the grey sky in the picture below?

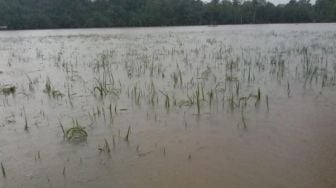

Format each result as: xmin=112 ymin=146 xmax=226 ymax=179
xmin=203 ymin=0 xmax=316 ymax=5
xmin=270 ymin=0 xmax=291 ymax=4
xmin=269 ymin=0 xmax=316 ymax=5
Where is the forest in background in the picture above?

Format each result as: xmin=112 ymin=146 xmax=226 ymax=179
xmin=0 ymin=0 xmax=335 ymax=29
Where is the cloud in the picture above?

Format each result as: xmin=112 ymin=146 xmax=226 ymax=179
xmin=202 ymin=0 xmax=316 ymax=5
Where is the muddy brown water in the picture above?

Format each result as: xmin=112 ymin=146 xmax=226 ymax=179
xmin=0 ymin=24 xmax=336 ymax=188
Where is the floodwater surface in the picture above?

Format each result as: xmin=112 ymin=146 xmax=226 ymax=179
xmin=0 ymin=24 xmax=336 ymax=188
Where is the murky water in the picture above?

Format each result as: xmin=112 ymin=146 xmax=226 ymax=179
xmin=0 ymin=24 xmax=336 ymax=188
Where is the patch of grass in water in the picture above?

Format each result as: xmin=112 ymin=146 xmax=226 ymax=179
xmin=65 ymin=120 xmax=88 ymax=142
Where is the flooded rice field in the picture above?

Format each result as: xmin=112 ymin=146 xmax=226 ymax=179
xmin=0 ymin=24 xmax=336 ymax=188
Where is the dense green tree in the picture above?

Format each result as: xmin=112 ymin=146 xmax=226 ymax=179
xmin=315 ymin=0 xmax=336 ymax=21
xmin=0 ymin=0 xmax=334 ymax=29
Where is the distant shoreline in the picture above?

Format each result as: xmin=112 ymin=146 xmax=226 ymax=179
xmin=1 ymin=22 xmax=335 ymax=32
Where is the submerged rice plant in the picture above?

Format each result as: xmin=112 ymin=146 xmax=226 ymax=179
xmin=65 ymin=120 xmax=88 ymax=142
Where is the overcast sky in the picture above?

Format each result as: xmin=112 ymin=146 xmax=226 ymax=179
xmin=270 ymin=0 xmax=290 ymax=4
xmin=203 ymin=0 xmax=316 ymax=5
xmin=270 ymin=0 xmax=316 ymax=4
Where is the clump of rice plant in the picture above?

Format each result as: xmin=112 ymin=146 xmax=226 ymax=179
xmin=160 ymin=91 xmax=170 ymax=109
xmin=35 ymin=151 xmax=41 ymax=161
xmin=241 ymin=106 xmax=247 ymax=129
xmin=44 ymin=77 xmax=52 ymax=95
xmin=172 ymin=73 xmax=178 ymax=88
xmin=178 ymin=95 xmax=194 ymax=108
xmin=287 ymin=81 xmax=291 ymax=97
xmin=43 ymin=77 xmax=64 ymax=99
xmin=52 ymin=90 xmax=64 ymax=98
xmin=94 ymin=78 xmax=120 ymax=98
xmin=94 ymin=79 xmax=108 ymax=97
xmin=196 ymin=83 xmax=201 ymax=115
xmin=208 ymin=89 xmax=214 ymax=107
xmin=25 ymin=73 xmax=34 ymax=91
xmin=124 ymin=126 xmax=131 ymax=142
xmin=1 ymin=162 xmax=5 ymax=178
xmin=148 ymin=81 xmax=157 ymax=105
xmin=236 ymin=82 xmax=240 ymax=96
xmin=23 ymin=106 xmax=28 ymax=131
xmin=65 ymin=120 xmax=88 ymax=142
xmin=59 ymin=120 xmax=65 ymax=137
xmin=132 ymin=85 xmax=141 ymax=105
xmin=1 ymin=85 xmax=16 ymax=96
xmin=229 ymin=94 xmax=235 ymax=110
xmin=98 ymin=138 xmax=111 ymax=154
xmin=257 ymin=88 xmax=261 ymax=101
xmin=266 ymin=95 xmax=269 ymax=112
xmin=62 ymin=166 xmax=66 ymax=177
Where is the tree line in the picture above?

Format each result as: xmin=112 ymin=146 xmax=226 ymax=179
xmin=0 ymin=0 xmax=335 ymax=29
